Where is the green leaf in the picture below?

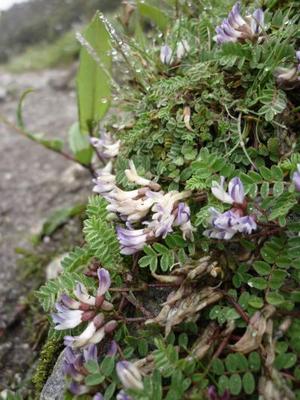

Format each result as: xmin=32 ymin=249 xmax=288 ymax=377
xmin=100 ymin=356 xmax=115 ymax=376
xmin=266 ymin=291 xmax=285 ymax=305
xmin=211 ymin=359 xmax=225 ymax=375
xmin=275 ymin=353 xmax=297 ymax=369
xmin=273 ymin=181 xmax=284 ymax=197
xmin=77 ymin=11 xmax=112 ymax=135
xmin=248 ymin=352 xmax=261 ymax=371
xmin=229 ymin=373 xmax=242 ymax=395
xmin=104 ymin=382 xmax=116 ymax=400
xmin=85 ymin=372 xmax=105 ymax=386
xmin=68 ymin=122 xmax=93 ymax=165
xmin=242 ymin=372 xmax=255 ymax=394
xmin=139 ymin=255 xmax=153 ymax=268
xmin=248 ymin=277 xmax=268 ymax=290
xmin=260 ymin=182 xmax=270 ymax=199
xmin=248 ymin=296 xmax=264 ymax=309
xmin=16 ymin=89 xmax=64 ymax=152
xmin=84 ymin=360 xmax=100 ymax=374
xmin=137 ymin=2 xmax=169 ymax=31
xmin=253 ymin=261 xmax=271 ymax=276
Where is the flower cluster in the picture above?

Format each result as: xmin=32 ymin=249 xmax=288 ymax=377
xmin=63 ymin=342 xmax=117 ymax=397
xmin=275 ymin=51 xmax=300 ymax=88
xmin=214 ymin=2 xmax=264 ymax=44
xmin=52 ymin=268 xmax=117 ymax=348
xmin=90 ymin=130 xmax=120 ymax=159
xmin=160 ymin=40 xmax=190 ymax=65
xmin=93 ymin=160 xmax=194 ymax=254
xmin=204 ymin=177 xmax=257 ymax=240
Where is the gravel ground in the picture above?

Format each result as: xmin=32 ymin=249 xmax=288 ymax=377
xmin=0 ymin=67 xmax=91 ymax=391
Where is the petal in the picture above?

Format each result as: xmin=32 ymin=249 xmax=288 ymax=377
xmin=97 ymin=268 xmax=111 ymax=296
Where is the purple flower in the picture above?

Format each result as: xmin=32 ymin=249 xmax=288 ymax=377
xmin=214 ymin=2 xmax=264 ymax=44
xmin=97 ymin=268 xmax=111 ymax=296
xmin=116 ymin=361 xmax=144 ymax=391
xmin=69 ymin=382 xmax=90 ymax=395
xmin=228 ymin=177 xmax=245 ymax=204
xmin=107 ymin=340 xmax=118 ymax=357
xmin=63 ymin=344 xmax=99 ymax=395
xmin=208 ymin=386 xmax=230 ymax=400
xmin=117 ymin=390 xmax=133 ymax=400
xmin=160 ymin=45 xmax=173 ymax=65
xmin=212 ymin=177 xmax=245 ymax=205
xmin=93 ymin=394 xmax=104 ymax=400
xmin=293 ymin=164 xmax=300 ymax=191
xmin=204 ymin=208 xmax=256 ymax=240
xmin=174 ymin=203 xmax=195 ymax=240
xmin=175 ymin=203 xmax=190 ymax=225
xmin=275 ymin=50 xmax=300 ymax=87
xmin=117 ymin=227 xmax=149 ymax=255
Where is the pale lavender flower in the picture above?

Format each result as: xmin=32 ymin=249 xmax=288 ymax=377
xmin=117 ymin=227 xmax=150 ymax=255
xmin=174 ymin=203 xmax=194 ymax=240
xmin=214 ymin=2 xmax=264 ymax=44
xmin=212 ymin=177 xmax=245 ymax=205
xmin=90 ymin=131 xmax=120 ymax=159
xmin=145 ymin=190 xmax=192 ymax=238
xmin=160 ymin=45 xmax=173 ymax=65
xmin=97 ymin=268 xmax=111 ymax=296
xmin=93 ymin=394 xmax=104 ymax=400
xmin=93 ymin=161 xmax=116 ymax=199
xmin=117 ymin=390 xmax=133 ymax=400
xmin=292 ymin=164 xmax=300 ymax=191
xmin=204 ymin=208 xmax=256 ymax=240
xmin=116 ymin=361 xmax=144 ymax=391
xmin=52 ymin=306 xmax=84 ymax=330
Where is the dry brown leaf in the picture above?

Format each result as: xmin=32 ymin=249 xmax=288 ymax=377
xmin=230 ymin=305 xmax=275 ymax=354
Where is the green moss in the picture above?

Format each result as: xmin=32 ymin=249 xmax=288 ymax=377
xmin=32 ymin=336 xmax=63 ymax=398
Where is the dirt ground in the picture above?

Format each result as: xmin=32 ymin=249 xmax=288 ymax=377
xmin=0 ymin=67 xmax=91 ymax=392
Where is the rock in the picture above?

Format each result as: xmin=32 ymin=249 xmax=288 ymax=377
xmin=46 ymin=253 xmax=67 ymax=280
xmin=0 ymin=87 xmax=7 ymax=102
xmin=40 ymin=349 xmax=66 ymax=400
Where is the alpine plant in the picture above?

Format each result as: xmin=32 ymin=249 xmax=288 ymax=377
xmin=34 ymin=0 xmax=300 ymax=399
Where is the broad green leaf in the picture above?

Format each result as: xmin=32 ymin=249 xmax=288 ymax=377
xmin=68 ymin=122 xmax=93 ymax=165
xmin=16 ymin=89 xmax=64 ymax=152
xmin=77 ymin=11 xmax=112 ymax=134
xmin=137 ymin=2 xmax=169 ymax=31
